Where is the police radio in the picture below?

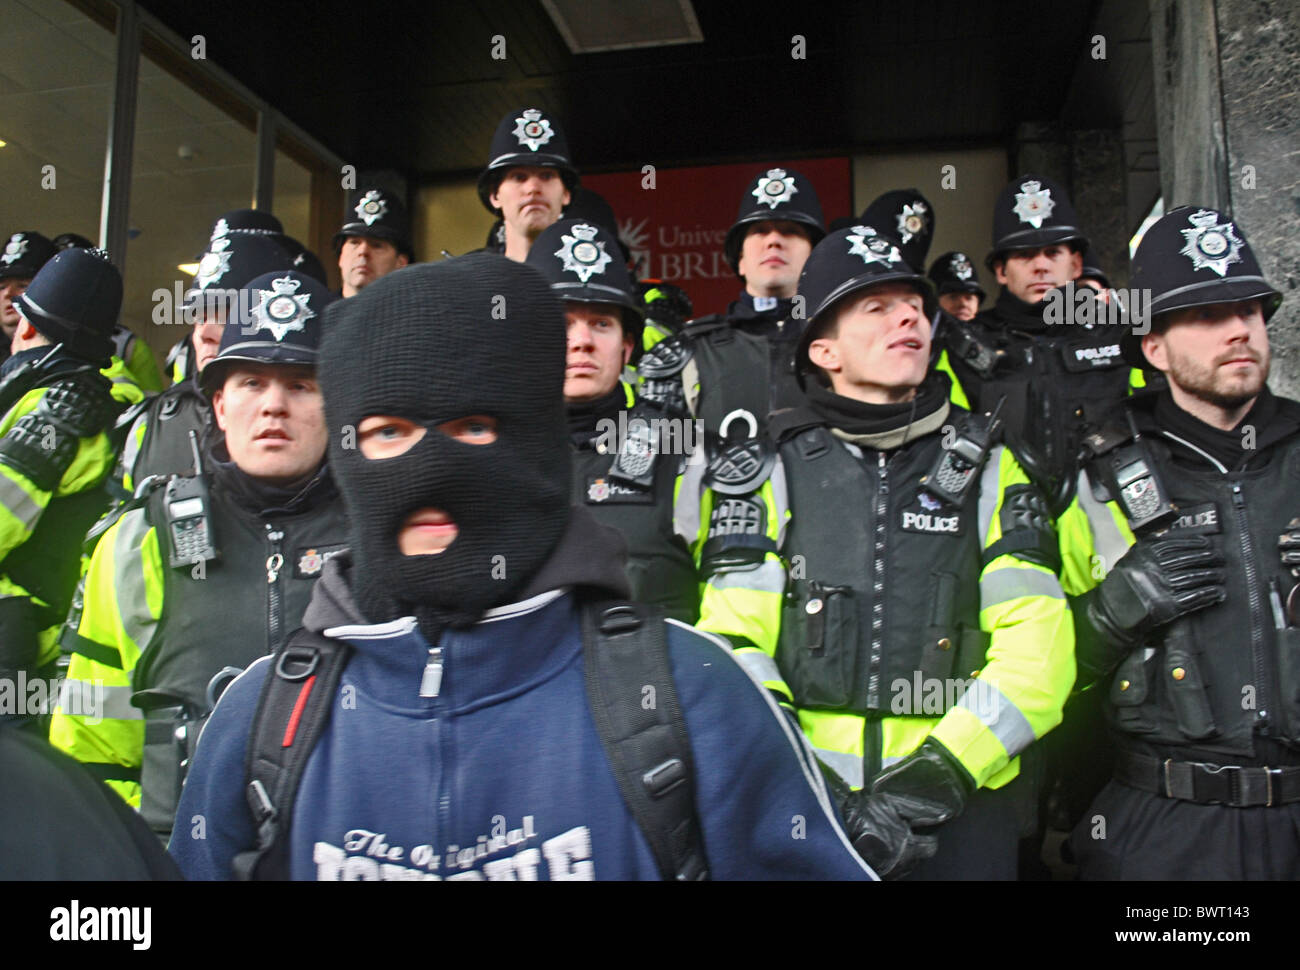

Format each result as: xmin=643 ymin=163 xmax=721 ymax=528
xmin=921 ymin=398 xmax=1004 ymax=507
xmin=1108 ymin=412 xmax=1177 ymax=534
xmin=164 ymin=430 xmax=218 ymax=568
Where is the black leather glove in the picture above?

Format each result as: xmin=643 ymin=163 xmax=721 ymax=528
xmin=1086 ymin=533 xmax=1225 ymax=651
xmin=829 ymin=739 xmax=973 ymax=879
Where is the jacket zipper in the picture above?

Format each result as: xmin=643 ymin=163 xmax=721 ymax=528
xmin=1230 ymin=482 xmax=1272 ymax=731
xmin=265 ymin=525 xmax=284 ymax=652
xmin=867 ymin=450 xmax=888 ymax=709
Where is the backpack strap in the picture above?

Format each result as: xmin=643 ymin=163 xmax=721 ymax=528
xmin=232 ymin=627 xmax=351 ymax=881
xmin=580 ymin=598 xmax=710 ymax=881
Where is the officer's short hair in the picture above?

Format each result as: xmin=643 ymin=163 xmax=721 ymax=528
xmin=991 ymin=240 xmax=1082 ymax=273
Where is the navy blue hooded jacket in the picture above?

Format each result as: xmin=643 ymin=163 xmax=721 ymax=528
xmin=170 ymin=524 xmax=875 ymax=881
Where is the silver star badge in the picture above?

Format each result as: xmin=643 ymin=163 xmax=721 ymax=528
xmin=846 ymin=225 xmax=902 ymax=267
xmin=555 ymin=223 xmax=612 ymax=282
xmin=752 ymin=168 xmax=797 ymax=209
xmin=512 ymin=108 xmax=555 ymax=152
xmin=2 ymin=234 xmax=27 ymax=265
xmin=1012 ymin=180 xmax=1056 ymax=228
xmin=896 ymin=202 xmax=929 ymax=243
xmin=210 ymin=218 xmax=230 ymax=241
xmin=250 ymin=276 xmax=315 ymax=341
xmin=1179 ymin=209 xmax=1244 ymax=277
xmin=195 ymin=238 xmax=233 ymax=289
xmin=950 ymin=253 xmax=974 ymax=280
xmin=354 ymin=190 xmax=388 ymax=227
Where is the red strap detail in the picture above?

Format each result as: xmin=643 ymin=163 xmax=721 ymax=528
xmin=281 ymin=675 xmax=317 ymax=748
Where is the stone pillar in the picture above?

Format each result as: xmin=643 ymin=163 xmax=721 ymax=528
xmin=1149 ymin=0 xmax=1300 ymax=398
xmin=1071 ymin=129 xmax=1131 ymax=288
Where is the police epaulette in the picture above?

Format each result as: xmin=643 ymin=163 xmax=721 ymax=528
xmin=682 ymin=314 xmax=733 ymax=338
xmin=1079 ymin=423 xmax=1131 ymax=459
xmin=768 ymin=406 xmax=824 ymax=444
xmin=944 ymin=324 xmax=999 ymax=378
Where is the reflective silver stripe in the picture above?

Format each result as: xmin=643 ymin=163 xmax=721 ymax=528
xmin=881 ymin=753 xmax=905 ymax=770
xmin=955 ymin=678 xmax=1036 ymax=757
xmin=708 ymin=558 xmax=786 ymax=594
xmin=770 ymin=454 xmax=790 ymax=546
xmin=1076 ymin=469 xmax=1133 ymax=569
xmin=681 ymin=357 xmax=701 ymax=419
xmin=977 ymin=445 xmax=1005 ymax=545
xmin=815 ymin=746 xmax=865 ymax=790
xmin=980 ymin=566 xmax=1064 ymax=607
xmin=673 ymin=442 xmax=706 ymax=545
xmin=734 ymin=648 xmax=783 ymax=687
xmin=0 ymin=468 xmax=43 ymax=531
xmin=112 ymin=508 xmax=160 ymax=653
xmin=57 ymin=680 xmax=141 ymax=721
xmin=119 ymin=413 xmax=146 ymax=482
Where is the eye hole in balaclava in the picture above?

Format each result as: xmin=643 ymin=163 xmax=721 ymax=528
xmin=320 ymin=255 xmax=572 ymax=638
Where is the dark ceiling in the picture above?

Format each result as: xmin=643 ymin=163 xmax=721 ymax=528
xmin=137 ymin=0 xmax=1120 ymax=183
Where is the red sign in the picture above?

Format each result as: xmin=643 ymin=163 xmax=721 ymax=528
xmin=582 ymin=158 xmax=852 ymax=318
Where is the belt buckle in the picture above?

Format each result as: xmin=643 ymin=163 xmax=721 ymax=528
xmin=1163 ymin=758 xmax=1173 ymax=798
xmin=1267 ymin=767 xmax=1280 ymax=808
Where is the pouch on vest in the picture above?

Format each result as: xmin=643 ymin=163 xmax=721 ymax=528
xmin=1275 ymin=626 xmax=1300 ymax=740
xmin=1160 ymin=623 xmax=1219 ymax=742
xmin=137 ymin=692 xmax=201 ymax=835
xmin=1109 ymin=650 xmax=1158 ymax=735
xmin=921 ymin=571 xmax=962 ymax=682
xmin=778 ymin=580 xmax=858 ymax=709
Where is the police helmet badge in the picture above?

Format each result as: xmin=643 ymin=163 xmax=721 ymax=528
xmin=2 ymin=234 xmax=28 ymax=266
xmin=846 ymin=225 xmax=903 ymax=267
xmin=1012 ymin=180 xmax=1055 ymax=229
xmin=195 ymin=237 xmax=233 ymax=289
xmin=1179 ymin=209 xmax=1244 ymax=278
xmin=210 ymin=218 xmax=230 ymax=241
xmin=298 ymin=549 xmax=324 ymax=576
xmin=355 ymin=190 xmax=388 ymax=227
xmin=555 ymin=223 xmax=612 ymax=282
xmin=752 ymin=168 xmax=797 ymax=209
xmin=250 ymin=275 xmax=315 ymax=341
xmin=587 ymin=477 xmax=611 ymax=503
xmin=896 ymin=201 xmax=929 ymax=243
xmin=950 ymin=253 xmax=974 ymax=280
xmin=513 ymin=108 xmax=555 ymax=152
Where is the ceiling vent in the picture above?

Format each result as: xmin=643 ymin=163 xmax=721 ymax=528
xmin=540 ymin=0 xmax=703 ymax=54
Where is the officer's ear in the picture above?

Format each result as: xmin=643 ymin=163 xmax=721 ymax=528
xmin=1141 ymin=331 xmax=1169 ymax=373
xmin=807 ymin=336 xmax=840 ymax=373
xmin=211 ymin=388 xmax=229 ymax=432
xmin=621 ymin=333 xmax=635 ymax=366
xmin=17 ymin=317 xmax=39 ymax=341
xmin=992 ymin=258 xmax=1008 ymax=286
xmin=561 ymin=186 xmax=571 ymax=208
xmin=396 ymin=253 xmax=410 ymax=269
xmin=1068 ymin=248 xmax=1083 ymax=278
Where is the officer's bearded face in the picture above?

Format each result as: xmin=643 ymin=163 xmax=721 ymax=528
xmin=563 ymin=303 xmax=632 ymax=403
xmin=213 ymin=363 xmax=328 ymax=485
xmin=994 ymin=245 xmax=1082 ymax=303
xmin=737 ymin=221 xmax=812 ymax=299
xmin=808 ymin=283 xmax=929 ymax=404
xmin=1143 ymin=299 xmax=1270 ymax=412
xmin=490 ymin=167 xmax=570 ymax=240
xmin=0 ymin=277 xmax=31 ymax=337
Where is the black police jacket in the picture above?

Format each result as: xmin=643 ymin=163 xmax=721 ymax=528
xmin=769 ymin=405 xmax=1012 ymax=717
xmin=570 ymin=401 xmax=699 ymax=624
xmin=1082 ymin=392 xmax=1300 ymax=762
xmin=135 ymin=465 xmax=348 ymax=714
xmin=943 ymin=289 xmax=1132 ymax=507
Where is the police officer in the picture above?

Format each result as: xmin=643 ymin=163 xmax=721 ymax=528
xmin=935 ymin=175 xmax=1139 ymax=508
xmin=526 ymin=218 xmax=700 ymax=623
xmin=0 ymin=231 xmax=58 ymax=361
xmin=694 ymin=224 xmax=1074 ymax=878
xmin=51 ymin=269 xmax=347 ymax=834
xmin=0 ymin=248 xmax=136 ymax=705
xmin=928 ymin=251 xmax=986 ymax=323
xmin=333 ymin=186 xmax=412 ymax=297
xmin=478 ymin=107 xmax=577 ymax=261
xmin=120 ymin=215 xmax=316 ymax=493
xmin=1059 ymin=206 xmax=1300 ymax=879
xmin=637 ymin=166 xmax=824 ymax=445
xmin=53 ymin=232 xmax=165 ymax=394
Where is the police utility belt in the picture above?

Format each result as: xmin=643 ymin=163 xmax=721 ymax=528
xmin=1116 ymin=750 xmax=1300 ymax=808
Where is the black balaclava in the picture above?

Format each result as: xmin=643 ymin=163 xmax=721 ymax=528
xmin=320 ymin=254 xmax=571 ymax=638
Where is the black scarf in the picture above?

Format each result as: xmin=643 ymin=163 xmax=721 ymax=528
xmin=990 ymin=287 xmax=1052 ymax=333
xmin=804 ymin=372 xmax=952 ymax=443
xmin=1155 ymin=386 xmax=1280 ymax=472
xmin=207 ymin=437 xmax=336 ymax=516
xmin=566 ymin=383 xmax=626 ymax=445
